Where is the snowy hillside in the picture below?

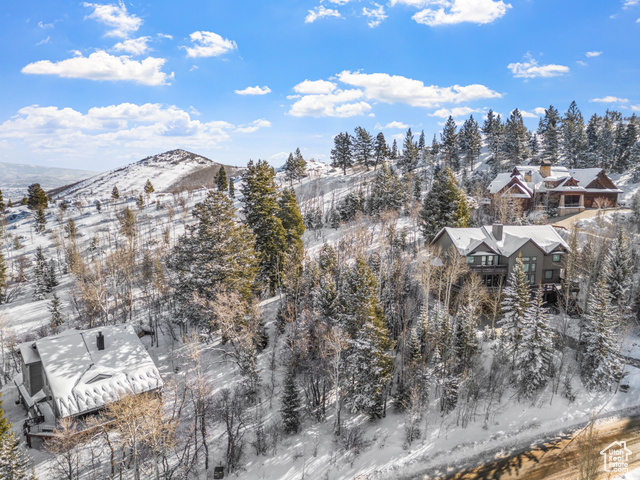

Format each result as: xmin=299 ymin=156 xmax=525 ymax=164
xmin=52 ymin=149 xmax=239 ymax=201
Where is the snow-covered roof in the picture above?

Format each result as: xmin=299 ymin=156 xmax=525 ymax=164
xmin=19 ymin=325 xmax=163 ymax=418
xmin=433 ymin=224 xmax=570 ymax=257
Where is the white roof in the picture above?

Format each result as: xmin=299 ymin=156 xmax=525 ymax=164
xmin=435 ymin=224 xmax=570 ymax=257
xmin=21 ymin=325 xmax=163 ymax=418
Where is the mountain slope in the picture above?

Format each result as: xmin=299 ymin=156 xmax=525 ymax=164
xmin=0 ymin=162 xmax=97 ymax=200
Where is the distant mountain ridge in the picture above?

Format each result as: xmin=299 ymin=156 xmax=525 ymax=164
xmin=53 ymin=149 xmax=243 ymax=200
xmin=0 ymin=161 xmax=97 ymax=200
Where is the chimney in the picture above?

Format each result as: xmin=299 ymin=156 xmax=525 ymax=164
xmin=524 ymin=171 xmax=532 ymax=182
xmin=540 ymin=159 xmax=551 ymax=178
xmin=97 ymin=331 xmax=105 ymax=351
xmin=492 ymin=223 xmax=503 ymax=241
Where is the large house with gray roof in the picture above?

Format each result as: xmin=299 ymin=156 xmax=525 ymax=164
xmin=431 ymin=223 xmax=571 ymax=296
xmin=488 ymin=160 xmax=621 ymax=215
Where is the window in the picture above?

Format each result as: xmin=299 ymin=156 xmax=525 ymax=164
xmin=530 ymin=263 xmax=536 ymax=272
xmin=545 ymin=270 xmax=554 ymax=280
xmin=552 ymin=254 xmax=561 ymax=262
xmin=522 ymin=263 xmax=530 ymax=272
xmin=529 ymin=274 xmax=536 ymax=284
xmin=466 ymin=256 xmax=475 ymax=264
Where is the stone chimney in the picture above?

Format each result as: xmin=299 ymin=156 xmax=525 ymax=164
xmin=540 ymin=159 xmax=551 ymax=178
xmin=97 ymin=331 xmax=105 ymax=351
xmin=492 ymin=223 xmax=503 ymax=241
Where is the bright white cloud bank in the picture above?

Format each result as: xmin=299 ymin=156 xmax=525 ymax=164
xmin=508 ymin=57 xmax=569 ymax=78
xmin=84 ymin=2 xmax=142 ymax=38
xmin=0 ymin=103 xmax=269 ymax=156
xmin=113 ymin=37 xmax=151 ymax=55
xmin=289 ymin=71 xmax=501 ymax=117
xmin=412 ymin=0 xmax=511 ymax=26
xmin=590 ymin=96 xmax=629 ymax=103
xmin=235 ymin=86 xmax=271 ymax=95
xmin=183 ymin=31 xmax=237 ymax=58
xmin=22 ymin=50 xmax=173 ymax=86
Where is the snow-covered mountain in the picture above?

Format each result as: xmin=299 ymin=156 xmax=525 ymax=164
xmin=0 ymin=161 xmax=97 ymax=200
xmin=52 ymin=149 xmax=242 ymax=200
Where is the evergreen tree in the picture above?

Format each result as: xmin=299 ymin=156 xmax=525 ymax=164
xmin=0 ymin=189 xmax=4 ymax=212
xmin=401 ymin=128 xmax=419 ymax=172
xmin=111 ymin=185 xmax=120 ymax=201
xmin=584 ymin=113 xmax=600 ymax=168
xmin=294 ymin=148 xmax=307 ymax=180
xmin=454 ymin=302 xmax=479 ymax=372
xmin=119 ymin=207 xmax=136 ymax=244
xmin=419 ymin=166 xmax=470 ymax=241
xmin=460 ymin=115 xmax=482 ymax=173
xmin=277 ymin=188 xmax=305 ymax=260
xmin=33 ymin=247 xmax=48 ymax=300
xmin=538 ymin=105 xmax=561 ymax=164
xmin=143 ymin=179 xmax=155 ymax=194
xmin=0 ymin=430 xmax=30 ymax=480
xmin=281 ymin=363 xmax=301 ymax=434
xmin=95 ymin=200 xmax=101 ymax=213
xmin=581 ymin=275 xmax=622 ymax=391
xmin=391 ymin=139 xmax=399 ymax=161
xmin=136 ymin=194 xmax=144 ymax=209
xmin=241 ymin=160 xmax=287 ymax=292
xmin=65 ymin=218 xmax=77 ymax=239
xmin=418 ymin=130 xmax=426 ymax=152
xmin=431 ymin=134 xmax=440 ymax=161
xmin=45 ymin=260 xmax=58 ymax=293
xmin=49 ymin=292 xmax=64 ymax=328
xmin=605 ymin=227 xmax=633 ymax=305
xmin=499 ymin=255 xmax=531 ymax=368
xmin=483 ymin=110 xmax=503 ymax=170
xmin=369 ymin=161 xmax=406 ymax=215
xmin=168 ymin=190 xmax=258 ymax=326
xmin=373 ymin=132 xmax=389 ymax=170
xmin=598 ymin=112 xmax=617 ymax=169
xmin=0 ymin=392 xmax=10 ymax=438
xmin=440 ymin=117 xmax=460 ymax=171
xmin=630 ymin=142 xmax=640 ymax=182
xmin=561 ymin=101 xmax=587 ymax=169
xmin=228 ymin=177 xmax=235 ymax=198
xmin=353 ymin=127 xmax=375 ymax=171
xmin=502 ymin=109 xmax=529 ymax=167
xmin=517 ymin=288 xmax=554 ymax=398
xmin=33 ymin=208 xmax=46 ymax=234
xmin=27 ymin=183 xmax=47 ymax=210
xmin=528 ymin=133 xmax=540 ymax=164
xmin=0 ymin=251 xmax=6 ymax=303
xmin=216 ymin=166 xmax=228 ymax=192
xmin=331 ymin=132 xmax=353 ymax=175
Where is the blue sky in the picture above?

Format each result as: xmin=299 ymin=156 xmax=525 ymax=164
xmin=0 ymin=0 xmax=639 ymax=170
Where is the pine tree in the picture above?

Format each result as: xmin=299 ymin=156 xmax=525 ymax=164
xmin=294 ymin=148 xmax=307 ymax=180
xmin=65 ymin=218 xmax=77 ymax=239
xmin=216 ymin=166 xmax=228 ymax=192
xmin=401 ymin=128 xmax=419 ymax=172
xmin=331 ymin=132 xmax=353 ymax=175
xmin=241 ymin=160 xmax=287 ymax=292
xmin=373 ymin=132 xmax=388 ymax=170
xmin=95 ymin=200 xmax=101 ymax=213
xmin=369 ymin=161 xmax=406 ymax=215
xmin=631 ymin=142 xmax=640 ymax=182
xmin=49 ymin=292 xmax=63 ymax=328
xmin=605 ymin=227 xmax=633 ymax=305
xmin=0 ymin=189 xmax=4 ymax=213
xmin=283 ymin=153 xmax=296 ymax=185
xmin=27 ymin=183 xmax=47 ymax=210
xmin=430 ymin=134 xmax=440 ymax=160
xmin=598 ymin=112 xmax=617 ymax=169
xmin=0 ymin=430 xmax=30 ymax=480
xmin=529 ymin=133 xmax=540 ymax=164
xmin=391 ymin=139 xmax=399 ymax=161
xmin=278 ymin=188 xmax=305 ymax=260
xmin=136 ymin=194 xmax=144 ymax=209
xmin=517 ymin=288 xmax=554 ymax=398
xmin=353 ymin=127 xmax=375 ymax=171
xmin=33 ymin=208 xmax=46 ymax=234
xmin=538 ymin=106 xmax=561 ymax=164
xmin=584 ymin=113 xmax=600 ymax=168
xmin=561 ymin=101 xmax=587 ymax=169
xmin=168 ymin=190 xmax=258 ymax=326
xmin=420 ymin=166 xmax=470 ymax=241
xmin=503 ymin=109 xmax=529 ymax=167
xmin=33 ymin=247 xmax=48 ymax=300
xmin=45 ymin=260 xmax=58 ymax=293
xmin=581 ymin=275 xmax=622 ymax=391
xmin=440 ymin=117 xmax=460 ymax=171
xmin=111 ymin=185 xmax=120 ymax=201
xmin=499 ymin=255 xmax=531 ymax=368
xmin=454 ymin=303 xmax=479 ymax=373
xmin=281 ymin=363 xmax=301 ymax=434
xmin=0 ymin=251 xmax=6 ymax=303
xmin=119 ymin=207 xmax=136 ymax=244
xmin=483 ymin=110 xmax=503 ymax=169
xmin=0 ymin=392 xmax=10 ymax=438
xmin=228 ymin=177 xmax=235 ymax=198
xmin=144 ymin=179 xmax=155 ymax=194
xmin=460 ymin=115 xmax=482 ymax=173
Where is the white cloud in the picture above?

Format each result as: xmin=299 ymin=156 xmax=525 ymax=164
xmin=22 ymin=50 xmax=173 ymax=86
xmin=507 ymin=56 xmax=569 ymax=78
xmin=337 ymin=70 xmax=502 ymax=106
xmin=585 ymin=51 xmax=602 ymax=57
xmin=83 ymin=2 xmax=142 ymax=38
xmin=183 ymin=31 xmax=237 ymax=58
xmin=533 ymin=107 xmax=546 ymax=116
xmin=235 ymin=85 xmax=272 ymax=95
xmin=305 ymin=6 xmax=342 ymax=23
xmin=0 ymin=103 xmax=236 ymax=153
xmin=363 ymin=4 xmax=387 ymax=27
xmin=157 ymin=33 xmax=173 ymax=40
xmin=235 ymin=118 xmax=271 ymax=133
xmin=374 ymin=121 xmax=409 ymax=129
xmin=325 ymin=0 xmax=351 ymax=4
xmin=576 ymin=60 xmax=588 ymax=66
xmin=38 ymin=21 xmax=54 ymax=29
xmin=412 ymin=0 xmax=511 ymax=26
xmin=113 ymin=37 xmax=151 ymax=55
xmin=293 ymin=79 xmax=337 ymax=94
xmin=632 ymin=105 xmax=640 ymax=111
xmin=289 ymin=89 xmax=371 ymax=117
xmin=270 ymin=152 xmax=289 ymax=162
xmin=430 ymin=106 xmax=478 ymax=118
xmin=624 ymin=0 xmax=639 ymax=7
xmin=590 ymin=96 xmax=629 ymax=103
xmin=519 ymin=109 xmax=539 ymax=118
xmin=36 ymin=36 xmax=51 ymax=46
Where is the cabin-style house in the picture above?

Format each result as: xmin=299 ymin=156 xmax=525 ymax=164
xmin=488 ymin=160 xmax=622 ymax=215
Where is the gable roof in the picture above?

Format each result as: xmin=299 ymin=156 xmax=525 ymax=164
xmin=20 ymin=325 xmax=163 ymax=418
xmin=432 ymin=224 xmax=570 ymax=257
